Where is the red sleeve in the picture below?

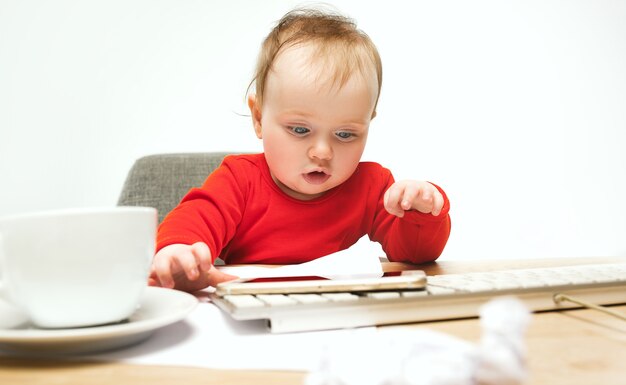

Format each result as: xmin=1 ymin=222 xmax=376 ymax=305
xmin=156 ymin=157 xmax=247 ymax=263
xmin=368 ymin=171 xmax=451 ymax=264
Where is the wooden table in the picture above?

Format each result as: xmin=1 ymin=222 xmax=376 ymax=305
xmin=2 ymin=258 xmax=625 ymax=385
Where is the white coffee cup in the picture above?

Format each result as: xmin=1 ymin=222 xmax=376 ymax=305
xmin=0 ymin=207 xmax=156 ymax=329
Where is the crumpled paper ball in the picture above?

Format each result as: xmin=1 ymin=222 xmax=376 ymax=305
xmin=305 ymin=296 xmax=530 ymax=385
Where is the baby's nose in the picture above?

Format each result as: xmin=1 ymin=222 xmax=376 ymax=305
xmin=308 ymin=139 xmax=333 ymax=160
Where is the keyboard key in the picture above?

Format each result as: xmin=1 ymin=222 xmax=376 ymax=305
xmin=223 ymin=294 xmax=265 ymax=309
xmin=427 ymin=286 xmax=459 ymax=295
xmin=400 ymin=290 xmax=429 ymax=297
xmin=288 ymin=294 xmax=330 ymax=304
xmin=257 ymin=294 xmax=298 ymax=306
xmin=321 ymin=293 xmax=359 ymax=302
xmin=365 ymin=292 xmax=401 ymax=299
xmin=463 ymin=281 xmax=495 ymax=292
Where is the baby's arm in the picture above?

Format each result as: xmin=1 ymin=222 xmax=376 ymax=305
xmin=384 ymin=180 xmax=444 ymax=217
xmin=149 ymin=242 xmax=237 ymax=292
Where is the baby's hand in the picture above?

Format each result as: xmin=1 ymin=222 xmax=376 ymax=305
xmin=149 ymin=242 xmax=237 ymax=292
xmin=384 ymin=180 xmax=444 ymax=218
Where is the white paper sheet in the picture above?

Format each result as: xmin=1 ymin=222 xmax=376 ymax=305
xmin=91 ymin=294 xmax=378 ymax=371
xmin=216 ymin=237 xmax=385 ymax=280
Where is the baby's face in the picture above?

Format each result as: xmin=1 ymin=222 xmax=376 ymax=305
xmin=251 ymin=43 xmax=378 ymax=200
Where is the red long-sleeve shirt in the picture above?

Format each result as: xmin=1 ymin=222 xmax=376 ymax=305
xmin=157 ymin=153 xmax=451 ymax=265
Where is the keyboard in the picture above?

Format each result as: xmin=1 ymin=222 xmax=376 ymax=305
xmin=208 ymin=262 xmax=626 ymax=333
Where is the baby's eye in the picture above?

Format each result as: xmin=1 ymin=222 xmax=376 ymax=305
xmin=289 ymin=126 xmax=310 ymax=135
xmin=335 ymin=131 xmax=355 ymax=140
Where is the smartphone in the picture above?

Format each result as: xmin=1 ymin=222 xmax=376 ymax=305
xmin=214 ymin=270 xmax=426 ymax=296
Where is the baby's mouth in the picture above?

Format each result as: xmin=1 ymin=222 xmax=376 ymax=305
xmin=303 ymin=171 xmax=331 ymax=185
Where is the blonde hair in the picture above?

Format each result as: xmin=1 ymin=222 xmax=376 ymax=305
xmin=249 ymin=8 xmax=383 ymax=113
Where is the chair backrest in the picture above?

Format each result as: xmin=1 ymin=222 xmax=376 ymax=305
xmin=117 ymin=152 xmax=232 ymax=223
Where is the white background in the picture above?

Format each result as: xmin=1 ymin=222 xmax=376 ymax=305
xmin=1 ymin=0 xmax=625 ymax=260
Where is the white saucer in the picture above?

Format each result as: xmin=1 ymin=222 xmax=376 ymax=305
xmin=0 ymin=286 xmax=198 ymax=354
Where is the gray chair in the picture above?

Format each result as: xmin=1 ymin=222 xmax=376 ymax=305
xmin=117 ymin=152 xmax=232 ymax=223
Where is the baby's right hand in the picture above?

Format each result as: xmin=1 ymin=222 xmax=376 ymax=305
xmin=149 ymin=242 xmax=237 ymax=292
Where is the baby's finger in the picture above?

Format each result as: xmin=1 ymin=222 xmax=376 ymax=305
xmin=147 ymin=276 xmax=159 ymax=287
xmin=384 ymin=184 xmax=405 ymax=217
xmin=152 ymin=254 xmax=176 ymax=289
xmin=400 ymin=183 xmax=421 ymax=211
xmin=155 ymin=246 xmax=200 ymax=284
xmin=420 ymin=186 xmax=432 ymax=202
xmin=421 ymin=189 xmax=434 ymax=211
xmin=191 ymin=242 xmax=213 ymax=272
xmin=176 ymin=250 xmax=201 ymax=281
xmin=432 ymin=190 xmax=444 ymax=216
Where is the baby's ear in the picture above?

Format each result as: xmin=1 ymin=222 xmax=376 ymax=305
xmin=247 ymin=94 xmax=263 ymax=139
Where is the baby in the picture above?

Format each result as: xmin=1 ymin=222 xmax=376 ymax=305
xmin=150 ymin=8 xmax=451 ymax=292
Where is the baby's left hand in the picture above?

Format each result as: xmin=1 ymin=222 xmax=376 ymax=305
xmin=384 ymin=180 xmax=444 ymax=217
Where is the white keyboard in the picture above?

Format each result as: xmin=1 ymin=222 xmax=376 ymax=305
xmin=208 ymin=263 xmax=626 ymax=333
